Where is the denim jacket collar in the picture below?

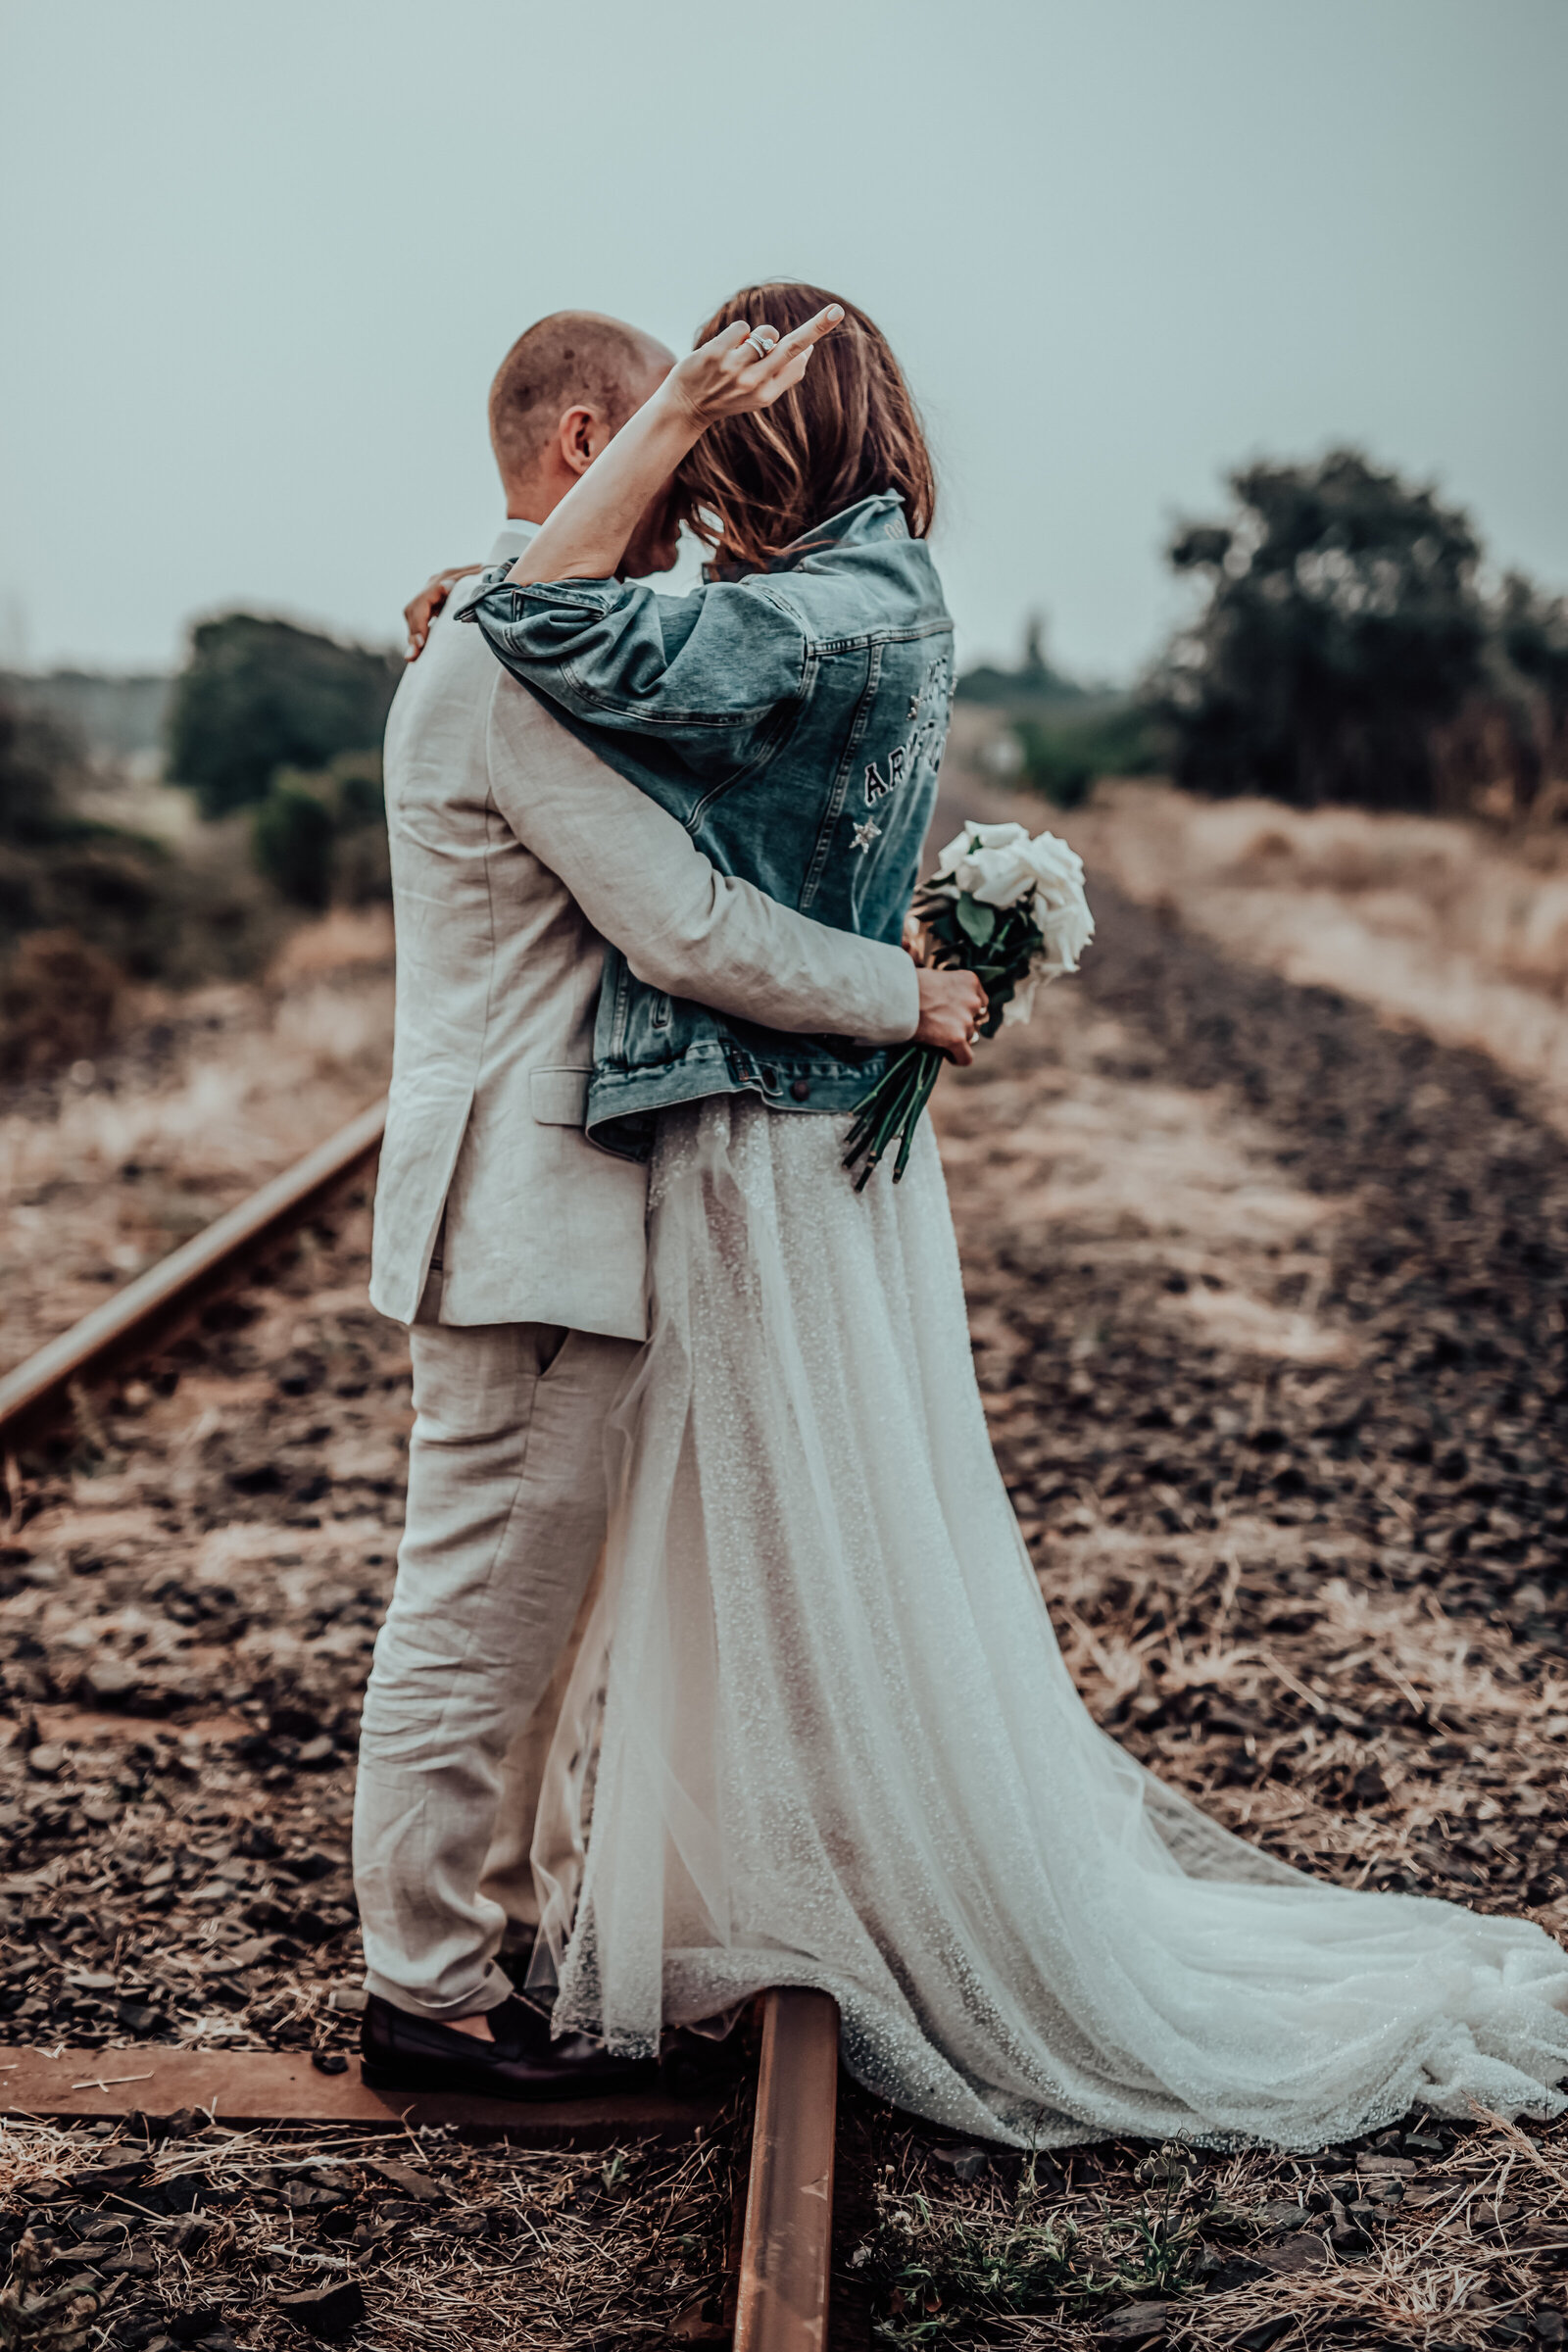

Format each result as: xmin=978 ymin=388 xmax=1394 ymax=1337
xmin=706 ymin=493 xmax=909 ymax=583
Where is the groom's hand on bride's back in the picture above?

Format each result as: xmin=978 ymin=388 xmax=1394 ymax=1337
xmin=912 ymin=967 xmax=988 ymax=1066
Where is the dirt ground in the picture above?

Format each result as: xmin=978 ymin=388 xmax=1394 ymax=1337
xmin=3 ymin=801 xmax=1568 ymax=2347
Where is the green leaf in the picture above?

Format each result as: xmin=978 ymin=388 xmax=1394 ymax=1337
xmin=955 ymin=895 xmax=997 ymax=948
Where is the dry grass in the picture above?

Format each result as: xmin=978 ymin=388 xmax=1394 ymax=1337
xmin=0 ymin=909 xmax=392 ymax=1376
xmin=1052 ymin=776 xmax=1568 ymax=1133
xmin=0 ymin=2105 xmax=747 ymax=2351
xmin=854 ymin=2101 xmax=1568 ymax=2349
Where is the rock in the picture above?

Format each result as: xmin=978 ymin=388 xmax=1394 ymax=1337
xmin=283 ymin=2183 xmax=347 ymax=2214
xmin=205 ymin=1937 xmax=274 ymax=1975
xmin=295 ymin=1739 xmax=336 ymax=1769
xmin=1234 ymin=2324 xmax=1294 ymax=2352
xmin=929 ymin=2144 xmax=990 ymax=2182
xmin=1095 ymin=2305 xmax=1171 ymax=2349
xmin=312 ymin=2050 xmax=349 ymax=2076
xmin=155 ymin=2108 xmax=206 ymax=2143
xmin=1256 ymin=2230 xmax=1329 ymax=2275
xmin=268 ymin=1706 xmax=321 ymax=1743
xmin=243 ymin=1899 xmax=295 ymax=1934
xmin=272 ymin=2278 xmax=366 ymax=2339
xmin=168 ymin=2310 xmax=221 ymax=2344
xmin=1251 ymin=2199 xmax=1306 ymax=2231
xmin=668 ymin=2296 xmax=729 ymax=2344
xmin=72 ymin=2161 xmax=147 ymax=2197
xmin=282 ymin=1907 xmax=334 ymax=1945
xmin=26 ymin=1744 xmax=66 ymax=1779
xmin=369 ymin=2200 xmax=426 ymax=2230
xmin=279 ymin=1848 xmax=341 ymax=1885
xmin=98 ymin=2244 xmax=157 ymax=2277
xmin=369 ymin=2160 xmax=442 ymax=2202
xmin=81 ymin=1655 xmax=140 ymax=1705
xmin=116 ymin=2003 xmax=170 ymax=2041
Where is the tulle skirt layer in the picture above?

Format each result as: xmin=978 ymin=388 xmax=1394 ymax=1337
xmin=532 ymin=1098 xmax=1568 ymax=2149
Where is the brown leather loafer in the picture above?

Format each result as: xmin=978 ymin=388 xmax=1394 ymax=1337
xmin=360 ymin=1992 xmax=657 ymax=2101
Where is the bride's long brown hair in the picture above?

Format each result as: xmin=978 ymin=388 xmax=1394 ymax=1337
xmin=672 ymin=282 xmax=936 ymax=575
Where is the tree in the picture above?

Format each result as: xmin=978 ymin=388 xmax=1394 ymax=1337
xmin=167 ymin=613 xmax=400 ymax=817
xmin=1495 ymin=573 xmax=1568 ymax=807
xmin=956 ymin=612 xmax=1087 ymax=710
xmin=0 ymin=698 xmax=77 ymax=846
xmin=1152 ymin=450 xmax=1490 ymax=810
xmin=252 ymin=780 xmax=339 ymax=910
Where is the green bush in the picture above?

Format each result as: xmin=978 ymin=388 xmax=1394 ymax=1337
xmin=1013 ymin=701 xmax=1162 ymax=808
xmin=250 ymin=752 xmax=390 ymax=911
xmin=253 ymin=781 xmax=338 ymax=910
xmin=168 ymin=613 xmax=400 ymax=818
xmin=956 ymin=614 xmax=1087 ymax=710
xmin=0 ymin=699 xmax=84 ymax=848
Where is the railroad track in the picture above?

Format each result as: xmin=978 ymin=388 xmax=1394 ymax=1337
xmin=0 ymin=1099 xmax=842 ymax=2352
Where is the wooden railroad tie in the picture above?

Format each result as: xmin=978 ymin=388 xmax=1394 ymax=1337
xmin=0 ymin=2038 xmax=719 ymax=2145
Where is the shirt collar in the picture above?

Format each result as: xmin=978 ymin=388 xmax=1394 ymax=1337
xmin=487 ymin=515 xmax=540 ymax=563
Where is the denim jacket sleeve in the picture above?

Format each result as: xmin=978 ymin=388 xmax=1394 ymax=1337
xmin=461 ymin=567 xmax=808 ymax=774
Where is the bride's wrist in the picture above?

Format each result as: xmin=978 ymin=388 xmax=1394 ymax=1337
xmin=657 ymin=366 xmax=719 ymax=437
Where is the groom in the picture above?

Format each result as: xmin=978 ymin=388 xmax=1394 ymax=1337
xmin=355 ymin=311 xmax=964 ymax=2098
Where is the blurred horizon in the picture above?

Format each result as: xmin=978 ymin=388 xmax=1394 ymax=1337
xmin=2 ymin=0 xmax=1566 ymax=683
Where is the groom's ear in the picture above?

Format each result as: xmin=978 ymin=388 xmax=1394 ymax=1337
xmin=559 ymin=403 xmax=614 ymax=478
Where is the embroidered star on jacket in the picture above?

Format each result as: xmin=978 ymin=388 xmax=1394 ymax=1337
xmin=852 ymin=819 xmax=882 ymax=854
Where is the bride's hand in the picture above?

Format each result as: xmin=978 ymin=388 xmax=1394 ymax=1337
xmin=404 ymin=564 xmax=482 ymax=661
xmin=665 ymin=304 xmax=844 ymax=429
xmin=913 ymin=968 xmax=989 ymax=1066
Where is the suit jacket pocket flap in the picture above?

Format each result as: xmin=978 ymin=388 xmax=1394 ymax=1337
xmin=529 ymin=1066 xmax=592 ymax=1127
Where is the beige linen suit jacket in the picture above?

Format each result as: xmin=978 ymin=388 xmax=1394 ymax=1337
xmin=369 ymin=524 xmax=919 ymax=1341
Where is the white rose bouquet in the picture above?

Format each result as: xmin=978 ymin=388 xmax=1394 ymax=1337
xmin=843 ymin=820 xmax=1095 ymax=1187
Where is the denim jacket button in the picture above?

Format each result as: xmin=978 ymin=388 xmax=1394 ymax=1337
xmin=790 ymin=1078 xmax=811 ymax=1102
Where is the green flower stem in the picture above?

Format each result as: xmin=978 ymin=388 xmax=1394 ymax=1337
xmin=843 ymin=1044 xmax=944 ymax=1189
xmin=891 ymin=1054 xmax=944 ymax=1182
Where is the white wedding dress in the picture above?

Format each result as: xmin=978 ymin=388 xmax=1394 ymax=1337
xmin=530 ymin=1096 xmax=1568 ymax=2149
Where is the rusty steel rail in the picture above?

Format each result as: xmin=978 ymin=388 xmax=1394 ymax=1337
xmin=736 ymin=1989 xmax=841 ymax=2352
xmin=0 ymin=1097 xmax=387 ymax=1446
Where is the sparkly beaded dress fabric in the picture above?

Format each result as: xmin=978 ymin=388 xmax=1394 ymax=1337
xmin=535 ymin=1095 xmax=1568 ymax=2149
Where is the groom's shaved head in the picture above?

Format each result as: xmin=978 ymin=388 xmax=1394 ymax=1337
xmin=489 ymin=311 xmax=672 ymax=484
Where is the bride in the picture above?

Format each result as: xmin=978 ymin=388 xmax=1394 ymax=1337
xmin=459 ymin=282 xmax=1568 ymax=2149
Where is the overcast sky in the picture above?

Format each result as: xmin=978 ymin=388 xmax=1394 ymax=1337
xmin=3 ymin=0 xmax=1564 ymax=682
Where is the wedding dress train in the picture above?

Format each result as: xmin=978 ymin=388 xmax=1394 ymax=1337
xmin=531 ymin=1098 xmax=1568 ymax=2149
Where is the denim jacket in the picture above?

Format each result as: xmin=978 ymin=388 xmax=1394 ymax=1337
xmin=464 ymin=494 xmax=953 ymax=1159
